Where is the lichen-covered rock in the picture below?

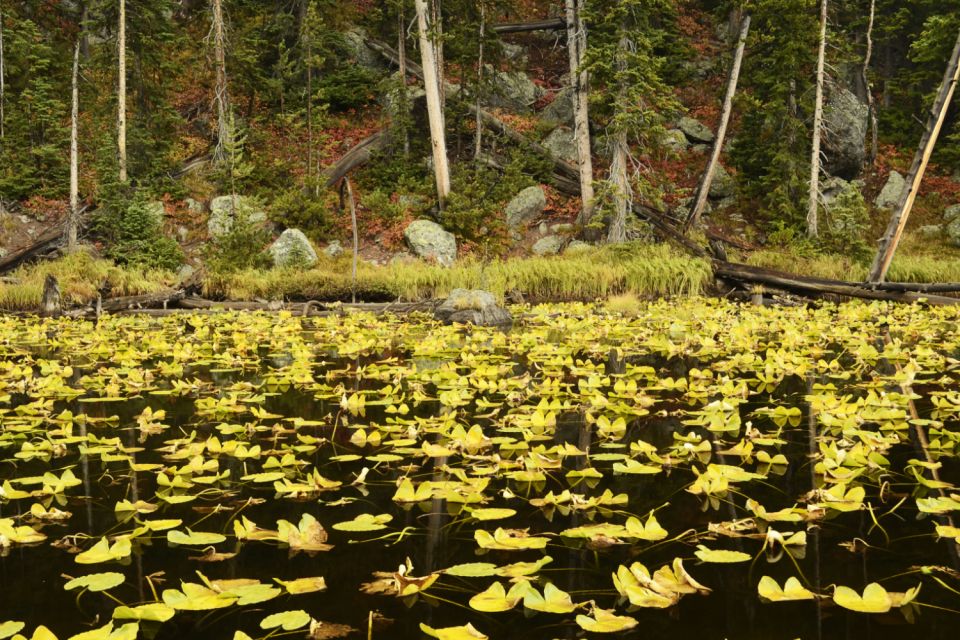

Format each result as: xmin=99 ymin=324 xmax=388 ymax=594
xmin=184 ymin=198 xmax=204 ymax=215
xmin=144 ymin=201 xmax=166 ymax=225
xmin=269 ymin=229 xmax=318 ymax=268
xmin=324 ymin=240 xmax=344 ymax=258
xmin=823 ymin=86 xmax=869 ymax=179
xmin=404 ymin=219 xmax=457 ymax=266
xmin=532 ymin=234 xmax=564 ymax=256
xmin=678 ymin=116 xmax=714 ymax=144
xmin=945 ymin=204 xmax=960 ymax=221
xmin=484 ymin=67 xmax=542 ymax=111
xmin=541 ymin=87 xmax=574 ymax=125
xmin=661 ymin=129 xmax=690 ymax=152
xmin=542 ymin=127 xmax=578 ymax=165
xmin=434 ymin=288 xmax=512 ymax=326
xmin=564 ymin=240 xmax=593 ymax=254
xmin=708 ymin=164 xmax=736 ymax=199
xmin=505 ymin=186 xmax=547 ymax=229
xmin=874 ymin=171 xmax=906 ymax=210
xmin=944 ymin=205 xmax=960 ymax=246
xmin=342 ymin=30 xmax=386 ymax=72
xmin=208 ymin=195 xmax=268 ymax=238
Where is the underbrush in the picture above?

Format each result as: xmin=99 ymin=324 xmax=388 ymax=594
xmin=204 ymin=242 xmax=713 ymax=302
xmin=0 ymin=252 xmax=175 ymax=311
xmin=746 ymin=248 xmax=960 ymax=283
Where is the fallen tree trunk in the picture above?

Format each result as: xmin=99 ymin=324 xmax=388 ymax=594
xmin=492 ymin=18 xmax=565 ymax=34
xmin=321 ymin=130 xmax=390 ymax=188
xmin=99 ymin=289 xmax=185 ymax=312
xmin=0 ymin=224 xmax=67 ymax=274
xmin=715 ymin=261 xmax=960 ymax=305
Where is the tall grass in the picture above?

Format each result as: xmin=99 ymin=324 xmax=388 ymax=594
xmin=0 ymin=252 xmax=175 ymax=311
xmin=204 ymin=242 xmax=713 ymax=302
xmin=746 ymin=248 xmax=960 ymax=284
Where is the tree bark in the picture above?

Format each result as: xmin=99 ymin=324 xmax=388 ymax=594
xmin=68 ymin=40 xmax=80 ymax=252
xmin=474 ymin=0 xmax=485 ymax=160
xmin=492 ymin=18 xmax=565 ymax=34
xmin=41 ymin=275 xmax=61 ymax=317
xmin=414 ymin=0 xmax=451 ymax=206
xmin=118 ymin=0 xmax=127 ymax=182
xmin=211 ymin=0 xmax=230 ymax=164
xmin=397 ymin=0 xmax=410 ymax=156
xmin=863 ymin=0 xmax=877 ymax=165
xmin=0 ymin=1 xmax=5 ymax=142
xmin=686 ymin=13 xmax=750 ymax=230
xmin=807 ymin=0 xmax=828 ymax=238
xmin=565 ymin=0 xmax=594 ymax=226
xmin=867 ymin=26 xmax=960 ymax=283
xmin=607 ymin=34 xmax=632 ymax=244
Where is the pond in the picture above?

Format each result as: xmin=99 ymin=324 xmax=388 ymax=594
xmin=1 ymin=299 xmax=959 ymax=640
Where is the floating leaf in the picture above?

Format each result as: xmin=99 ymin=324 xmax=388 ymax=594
xmin=64 ymin=573 xmax=125 ymax=592
xmin=167 ymin=529 xmax=227 ymax=546
xmin=443 ymin=563 xmax=498 ymax=578
xmin=275 ymin=576 xmax=327 ymax=594
xmin=576 ymin=608 xmax=638 ymax=633
xmin=833 ymin=583 xmax=893 ymax=613
xmin=694 ymin=546 xmax=752 ymax=563
xmin=332 ymin=513 xmax=392 ymax=532
xmin=260 ymin=610 xmax=311 ymax=631
xmin=112 ymin=603 xmax=176 ymax=623
xmin=757 ymin=576 xmax=816 ymax=602
xmin=419 ymin=623 xmax=488 ymax=640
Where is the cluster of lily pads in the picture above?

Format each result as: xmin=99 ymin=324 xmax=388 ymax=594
xmin=1 ymin=299 xmax=959 ymax=639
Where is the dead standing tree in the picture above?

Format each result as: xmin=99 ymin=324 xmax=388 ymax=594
xmin=868 ymin=26 xmax=960 ymax=283
xmin=807 ymin=0 xmax=828 ymax=238
xmin=414 ymin=0 xmax=451 ymax=207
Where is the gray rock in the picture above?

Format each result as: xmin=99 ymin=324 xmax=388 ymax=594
xmin=505 ymin=186 xmax=547 ymax=229
xmin=714 ymin=196 xmax=738 ymax=211
xmin=383 ymin=72 xmax=426 ymax=115
xmin=542 ymin=127 xmax=578 ymax=165
xmin=875 ymin=171 xmax=906 ymax=210
xmin=0 ymin=247 xmax=7 ymax=259
xmin=404 ymin=219 xmax=457 ymax=267
xmin=661 ymin=129 xmax=690 ymax=152
xmin=945 ymin=204 xmax=960 ymax=221
xmin=708 ymin=165 xmax=736 ymax=199
xmin=946 ymin=218 xmax=960 ymax=247
xmin=324 ymin=240 xmax=344 ymax=258
xmin=398 ymin=193 xmax=430 ymax=212
xmin=551 ymin=223 xmax=575 ymax=233
xmin=177 ymin=264 xmax=195 ymax=283
xmin=919 ymin=224 xmax=943 ymax=239
xmin=678 ymin=116 xmax=714 ymax=144
xmin=532 ymin=234 xmax=564 ymax=256
xmin=823 ymin=86 xmax=869 ymax=179
xmin=176 ymin=226 xmax=189 ymax=244
xmin=484 ymin=66 xmax=543 ymax=111
xmin=691 ymin=144 xmax=711 ymax=155
xmin=538 ymin=222 xmax=549 ymax=235
xmin=564 ymin=240 xmax=593 ymax=254
xmin=821 ymin=176 xmax=852 ymax=207
xmin=675 ymin=197 xmax=712 ymax=218
xmin=208 ymin=195 xmax=268 ymax=238
xmin=184 ymin=198 xmax=205 ymax=215
xmin=342 ymin=30 xmax=386 ymax=72
xmin=389 ymin=252 xmax=416 ymax=266
xmin=434 ymin=288 xmax=513 ymax=326
xmin=270 ymin=229 xmax=318 ymax=268
xmin=541 ymin=87 xmax=574 ymax=125
xmin=502 ymin=42 xmax=528 ymax=65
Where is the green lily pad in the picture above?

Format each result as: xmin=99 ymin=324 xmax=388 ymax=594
xmin=259 ymin=610 xmax=310 ymax=631
xmin=64 ymin=572 xmax=126 ymax=592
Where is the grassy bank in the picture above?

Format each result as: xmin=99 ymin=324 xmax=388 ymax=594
xmin=746 ymin=249 xmax=960 ymax=283
xmin=0 ymin=252 xmax=175 ymax=311
xmin=203 ymin=243 xmax=713 ymax=302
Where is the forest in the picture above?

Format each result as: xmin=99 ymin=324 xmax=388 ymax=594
xmin=0 ymin=0 xmax=959 ymax=307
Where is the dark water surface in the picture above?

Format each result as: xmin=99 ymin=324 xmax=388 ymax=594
xmin=1 ymin=306 xmax=959 ymax=639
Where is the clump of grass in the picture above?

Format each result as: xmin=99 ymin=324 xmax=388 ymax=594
xmin=747 ymin=247 xmax=960 ymax=284
xmin=604 ymin=293 xmax=642 ymax=316
xmin=0 ymin=252 xmax=175 ymax=311
xmin=204 ymin=242 xmax=713 ymax=302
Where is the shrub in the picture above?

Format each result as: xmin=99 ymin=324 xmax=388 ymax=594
xmin=94 ymin=191 xmax=184 ymax=271
xmin=206 ymin=202 xmax=272 ymax=273
xmin=270 ymin=188 xmax=334 ymax=241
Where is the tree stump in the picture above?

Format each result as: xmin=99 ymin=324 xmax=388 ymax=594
xmin=41 ymin=275 xmax=61 ymax=317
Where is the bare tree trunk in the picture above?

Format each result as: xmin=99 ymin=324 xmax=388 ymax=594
xmin=474 ymin=0 xmax=485 ymax=160
xmin=868 ymin=26 xmax=960 ymax=283
xmin=0 ymin=1 xmax=5 ymax=142
xmin=414 ymin=0 xmax=450 ymax=206
xmin=397 ymin=0 xmax=410 ymax=157
xmin=863 ymin=0 xmax=877 ymax=165
xmin=807 ymin=0 xmax=828 ymax=238
xmin=306 ymin=31 xmax=313 ymax=180
xmin=565 ymin=0 xmax=594 ymax=226
xmin=341 ymin=178 xmax=359 ymax=304
xmin=211 ymin=0 xmax=230 ymax=164
xmin=68 ymin=40 xmax=80 ymax=252
xmin=432 ymin=0 xmax=445 ymax=120
xmin=118 ymin=0 xmax=127 ymax=182
xmin=686 ymin=13 xmax=750 ymax=229
xmin=41 ymin=275 xmax=61 ymax=317
xmin=607 ymin=34 xmax=632 ymax=244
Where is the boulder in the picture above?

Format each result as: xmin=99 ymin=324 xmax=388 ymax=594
xmin=542 ymin=127 xmax=578 ymax=165
xmin=184 ymin=198 xmax=205 ymax=215
xmin=532 ymin=234 xmax=564 ymax=256
xmin=678 ymin=116 xmax=714 ymax=144
xmin=505 ymin=186 xmax=547 ymax=229
xmin=484 ymin=67 xmax=543 ymax=111
xmin=502 ymin=42 xmax=528 ymax=65
xmin=342 ymin=30 xmax=386 ymax=72
xmin=661 ymin=129 xmax=690 ymax=152
xmin=675 ymin=197 xmax=712 ymax=219
xmin=920 ymin=224 xmax=944 ymax=240
xmin=708 ymin=165 xmax=736 ymax=199
xmin=269 ymin=229 xmax=318 ymax=268
xmin=404 ymin=219 xmax=457 ymax=266
xmin=823 ymin=86 xmax=869 ymax=179
xmin=541 ymin=87 xmax=574 ymax=125
xmin=324 ymin=240 xmax=344 ymax=258
xmin=434 ymin=288 xmax=513 ymax=326
xmin=874 ymin=171 xmax=906 ymax=210
xmin=944 ymin=204 xmax=960 ymax=222
xmin=944 ymin=205 xmax=960 ymax=247
xmin=208 ymin=195 xmax=268 ymax=238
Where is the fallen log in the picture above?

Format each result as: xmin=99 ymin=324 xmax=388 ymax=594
xmin=0 ymin=224 xmax=66 ymax=274
xmin=100 ymin=289 xmax=185 ymax=312
xmin=322 ymin=130 xmax=390 ymax=188
xmin=492 ymin=18 xmax=565 ymax=34
xmin=714 ymin=261 xmax=960 ymax=305
xmin=870 ymin=282 xmax=960 ymax=293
